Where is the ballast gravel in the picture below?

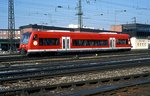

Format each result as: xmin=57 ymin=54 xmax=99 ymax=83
xmin=0 ymin=66 xmax=150 ymax=91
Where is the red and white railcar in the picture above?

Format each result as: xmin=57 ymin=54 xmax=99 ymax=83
xmin=19 ymin=31 xmax=131 ymax=55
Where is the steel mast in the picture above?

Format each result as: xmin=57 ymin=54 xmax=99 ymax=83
xmin=8 ymin=0 xmax=15 ymax=54
xmin=77 ymin=0 xmax=83 ymax=31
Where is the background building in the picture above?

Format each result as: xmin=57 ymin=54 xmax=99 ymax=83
xmin=0 ymin=29 xmax=20 ymax=51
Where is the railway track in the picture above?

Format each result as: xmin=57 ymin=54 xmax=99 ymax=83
xmin=0 ymin=50 xmax=149 ymax=95
xmin=69 ymin=75 xmax=150 ymax=96
xmin=0 ymin=50 xmax=148 ymax=60
xmin=1 ymin=70 xmax=150 ymax=96
xmin=0 ymin=55 xmax=150 ymax=83
xmin=0 ymin=56 xmax=150 ymax=95
xmin=0 ymin=50 xmax=150 ymax=65
xmin=1 ymin=51 xmax=150 ymax=71
xmin=0 ymin=53 xmax=149 ymax=82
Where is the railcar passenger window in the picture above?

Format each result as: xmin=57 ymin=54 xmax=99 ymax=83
xmin=39 ymin=38 xmax=59 ymax=46
xmin=73 ymin=40 xmax=108 ymax=46
xmin=117 ymin=39 xmax=128 ymax=44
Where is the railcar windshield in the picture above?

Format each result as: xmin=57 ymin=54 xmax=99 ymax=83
xmin=21 ymin=32 xmax=31 ymax=44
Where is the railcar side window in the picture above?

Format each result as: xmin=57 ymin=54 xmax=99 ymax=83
xmin=73 ymin=40 xmax=108 ymax=46
xmin=39 ymin=38 xmax=59 ymax=46
xmin=33 ymin=34 xmax=38 ymax=40
xmin=117 ymin=39 xmax=128 ymax=44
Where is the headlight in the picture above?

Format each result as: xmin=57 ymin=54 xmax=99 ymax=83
xmin=33 ymin=41 xmax=38 ymax=46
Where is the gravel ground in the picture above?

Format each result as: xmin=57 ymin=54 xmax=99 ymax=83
xmin=0 ymin=66 xmax=150 ymax=92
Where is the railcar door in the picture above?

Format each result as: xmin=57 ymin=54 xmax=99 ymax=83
xmin=62 ymin=37 xmax=70 ymax=50
xmin=109 ymin=38 xmax=116 ymax=49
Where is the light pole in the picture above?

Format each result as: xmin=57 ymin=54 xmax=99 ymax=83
xmin=132 ymin=17 xmax=136 ymax=24
xmin=44 ymin=13 xmax=52 ymax=25
xmin=76 ymin=0 xmax=83 ymax=31
xmin=114 ymin=10 xmax=126 ymax=25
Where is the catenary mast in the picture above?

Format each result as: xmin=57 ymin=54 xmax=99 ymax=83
xmin=8 ymin=0 xmax=15 ymax=54
xmin=77 ymin=0 xmax=83 ymax=31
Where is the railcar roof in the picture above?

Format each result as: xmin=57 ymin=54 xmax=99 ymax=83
xmin=30 ymin=31 xmax=128 ymax=36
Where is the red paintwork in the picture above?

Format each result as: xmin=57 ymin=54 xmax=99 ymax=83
xmin=19 ymin=31 xmax=131 ymax=54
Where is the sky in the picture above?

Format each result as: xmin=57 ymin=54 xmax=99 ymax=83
xmin=1 ymin=0 xmax=150 ymax=30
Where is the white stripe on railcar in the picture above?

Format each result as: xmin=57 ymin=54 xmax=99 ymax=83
xmin=27 ymin=47 xmax=131 ymax=53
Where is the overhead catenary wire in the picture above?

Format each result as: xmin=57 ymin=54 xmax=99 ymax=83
xmin=1 ymin=0 xmax=150 ymax=29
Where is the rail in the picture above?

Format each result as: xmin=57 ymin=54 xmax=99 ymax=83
xmin=0 ymin=57 xmax=150 ymax=83
xmin=69 ymin=76 xmax=150 ymax=96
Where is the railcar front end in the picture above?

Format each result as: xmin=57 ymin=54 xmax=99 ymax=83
xmin=19 ymin=32 xmax=31 ymax=55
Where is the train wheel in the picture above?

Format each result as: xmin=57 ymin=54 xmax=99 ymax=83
xmin=20 ymin=49 xmax=27 ymax=56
